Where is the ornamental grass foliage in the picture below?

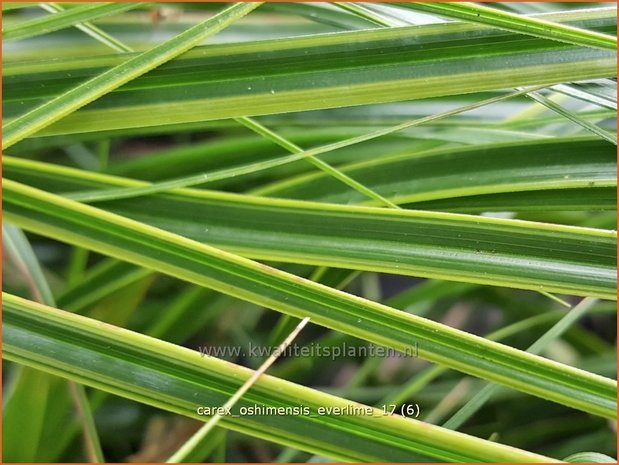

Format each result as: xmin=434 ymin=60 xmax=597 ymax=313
xmin=2 ymin=2 xmax=617 ymax=463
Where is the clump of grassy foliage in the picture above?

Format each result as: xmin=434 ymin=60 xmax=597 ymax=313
xmin=2 ymin=2 xmax=617 ymax=463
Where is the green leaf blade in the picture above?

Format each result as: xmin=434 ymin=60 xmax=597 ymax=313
xmin=3 ymin=2 xmax=144 ymax=41
xmin=5 ymin=155 xmax=616 ymax=300
xmin=3 ymin=180 xmax=617 ymax=419
xmin=2 ymin=2 xmax=262 ymax=149
xmin=399 ymin=2 xmax=617 ymax=51
xmin=3 ymin=293 xmax=561 ymax=463
xmin=3 ymin=8 xmax=615 ymax=138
